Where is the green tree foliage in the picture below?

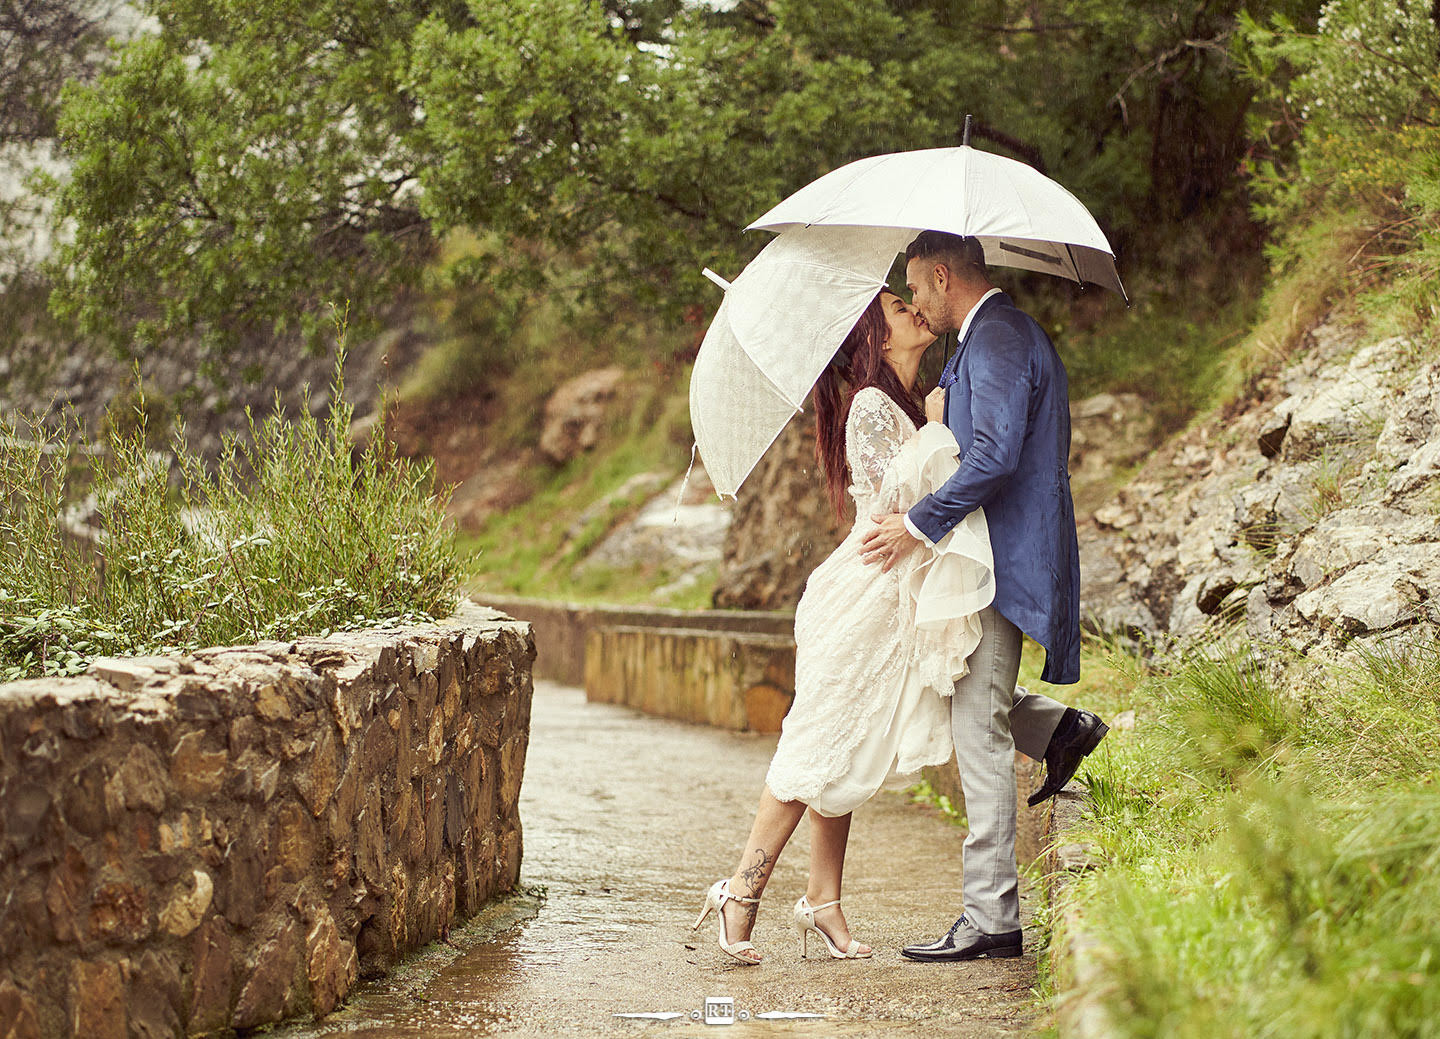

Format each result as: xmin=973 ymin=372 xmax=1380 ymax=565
xmin=48 ymin=0 xmax=1322 ymax=356
xmin=1239 ymin=0 xmax=1440 ymax=330
xmin=46 ymin=1 xmax=466 ymax=351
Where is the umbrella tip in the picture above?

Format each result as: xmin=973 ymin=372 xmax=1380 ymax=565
xmin=962 ymin=114 xmax=972 ymax=147
xmin=701 ymin=267 xmax=732 ymax=292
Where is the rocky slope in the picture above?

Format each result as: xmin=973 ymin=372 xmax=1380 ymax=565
xmin=1083 ymin=319 xmax=1440 ymax=658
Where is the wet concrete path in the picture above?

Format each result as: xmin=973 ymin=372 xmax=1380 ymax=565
xmin=284 ymin=681 xmax=1038 ymax=1037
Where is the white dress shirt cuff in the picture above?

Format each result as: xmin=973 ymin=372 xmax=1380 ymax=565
xmin=904 ymin=513 xmax=935 ymax=548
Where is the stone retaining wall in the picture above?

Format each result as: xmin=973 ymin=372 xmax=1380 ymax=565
xmin=584 ymin=626 xmax=795 ymax=732
xmin=0 ymin=602 xmax=533 ymax=1037
xmin=1045 ymin=789 xmax=1110 ymax=1039
xmin=473 ymin=593 xmax=793 ymax=686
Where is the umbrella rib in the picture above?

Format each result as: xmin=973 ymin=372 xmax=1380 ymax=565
xmin=729 ymin=323 xmax=823 ymax=412
xmin=754 ymin=362 xmax=808 ymax=411
xmin=1063 ymin=243 xmax=1083 ymax=287
xmin=891 ymin=150 xmax=958 ymax=237
xmin=726 ymin=408 xmax=808 ymax=495
xmin=747 ymin=257 xmax=892 ymax=283
xmin=888 ymin=150 xmax=952 ymax=232
xmin=813 ymin=157 xmax=891 ymax=225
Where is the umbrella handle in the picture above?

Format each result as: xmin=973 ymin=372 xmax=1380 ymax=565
xmin=701 ymin=268 xmax=732 ymax=292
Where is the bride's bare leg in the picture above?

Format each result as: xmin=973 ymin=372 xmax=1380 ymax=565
xmin=806 ymin=809 xmax=871 ymax=954
xmin=722 ymin=787 xmax=806 ymax=961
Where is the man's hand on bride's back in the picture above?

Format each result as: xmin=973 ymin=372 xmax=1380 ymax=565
xmin=925 ymin=388 xmax=945 ymax=424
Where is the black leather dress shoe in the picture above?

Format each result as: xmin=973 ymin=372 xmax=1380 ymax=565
xmin=1028 ymin=707 xmax=1109 ymax=806
xmin=900 ymin=915 xmax=1023 ymax=962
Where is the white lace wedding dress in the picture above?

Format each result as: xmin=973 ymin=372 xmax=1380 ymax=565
xmin=765 ymin=386 xmax=996 ymax=817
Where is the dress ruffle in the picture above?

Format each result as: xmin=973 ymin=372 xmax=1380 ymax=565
xmin=883 ymin=422 xmax=995 ymax=698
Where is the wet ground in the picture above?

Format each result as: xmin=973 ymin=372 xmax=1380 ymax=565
xmin=282 ymin=681 xmax=1039 ymax=1038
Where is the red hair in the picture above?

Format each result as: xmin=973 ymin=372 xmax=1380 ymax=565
xmin=812 ymin=292 xmax=925 ymax=519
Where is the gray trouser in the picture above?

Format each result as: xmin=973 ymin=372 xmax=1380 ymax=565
xmin=950 ymin=606 xmax=1067 ymax=933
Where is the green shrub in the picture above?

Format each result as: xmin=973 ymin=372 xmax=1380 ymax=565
xmin=1155 ymin=644 xmax=1303 ymax=783
xmin=0 ymin=321 xmax=461 ymax=682
xmin=1240 ymin=0 xmax=1440 ymax=339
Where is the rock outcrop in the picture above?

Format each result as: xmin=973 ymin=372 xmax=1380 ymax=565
xmin=1081 ymin=322 xmax=1440 ymax=657
xmin=392 ymin=365 xmax=635 ymax=533
xmin=538 ymin=366 xmax=626 ymax=465
xmin=713 ymin=391 xmax=1156 ymax=611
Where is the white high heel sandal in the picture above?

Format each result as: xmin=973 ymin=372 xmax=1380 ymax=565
xmin=693 ymin=879 xmax=762 ymax=964
xmin=794 ymin=895 xmax=873 ymax=959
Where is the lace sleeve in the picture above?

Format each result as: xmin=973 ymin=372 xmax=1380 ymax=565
xmin=847 ymin=388 xmax=909 ymax=495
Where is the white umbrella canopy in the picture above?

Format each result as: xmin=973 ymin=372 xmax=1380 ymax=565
xmin=748 ymin=145 xmax=1127 ymax=300
xmin=690 ymin=223 xmax=916 ymax=497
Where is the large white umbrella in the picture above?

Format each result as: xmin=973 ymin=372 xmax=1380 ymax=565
xmin=691 ymin=224 xmax=915 ymax=497
xmin=748 ymin=145 xmax=1127 ymax=300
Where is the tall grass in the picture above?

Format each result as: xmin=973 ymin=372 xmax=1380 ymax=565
xmin=0 ymin=314 xmax=461 ymax=681
xmin=1157 ymin=644 xmax=1302 ymax=784
xmin=1044 ymin=634 xmax=1440 ymax=1039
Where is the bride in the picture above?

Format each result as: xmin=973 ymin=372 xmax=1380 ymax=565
xmin=693 ymin=288 xmax=994 ymax=964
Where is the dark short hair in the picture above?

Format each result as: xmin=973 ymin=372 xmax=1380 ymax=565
xmin=905 ymin=231 xmax=987 ymax=279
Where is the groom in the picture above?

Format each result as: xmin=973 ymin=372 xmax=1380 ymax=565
xmin=861 ymin=230 xmax=1107 ymax=961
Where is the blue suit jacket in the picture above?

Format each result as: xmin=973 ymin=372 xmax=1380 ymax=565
xmin=907 ymin=292 xmax=1081 ymax=684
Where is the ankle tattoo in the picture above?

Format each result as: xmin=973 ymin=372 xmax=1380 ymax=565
xmin=738 ymin=850 xmax=770 ymax=896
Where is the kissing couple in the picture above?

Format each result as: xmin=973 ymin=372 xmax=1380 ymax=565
xmin=693 ymin=230 xmax=1109 ymax=964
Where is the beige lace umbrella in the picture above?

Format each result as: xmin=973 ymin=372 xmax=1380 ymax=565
xmin=690 ymin=224 xmax=915 ymax=498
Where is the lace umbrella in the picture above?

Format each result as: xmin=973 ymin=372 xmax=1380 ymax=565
xmin=690 ymin=224 xmax=915 ymax=498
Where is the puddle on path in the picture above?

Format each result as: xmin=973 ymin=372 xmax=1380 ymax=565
xmin=280 ymin=682 xmax=1037 ymax=1038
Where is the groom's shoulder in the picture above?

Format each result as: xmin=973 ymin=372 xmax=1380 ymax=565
xmin=978 ymin=293 xmax=1038 ymax=328
xmin=972 ymin=298 xmax=1041 ymax=350
xmin=976 ymin=296 xmax=1050 ymax=348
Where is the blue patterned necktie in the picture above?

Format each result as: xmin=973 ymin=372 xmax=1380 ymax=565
xmin=938 ymin=332 xmax=963 ymax=389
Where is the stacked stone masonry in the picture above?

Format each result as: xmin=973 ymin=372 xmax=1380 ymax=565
xmin=0 ymin=602 xmax=534 ymax=1037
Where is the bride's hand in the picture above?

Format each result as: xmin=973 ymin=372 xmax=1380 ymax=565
xmin=925 ymin=387 xmax=945 ymax=424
